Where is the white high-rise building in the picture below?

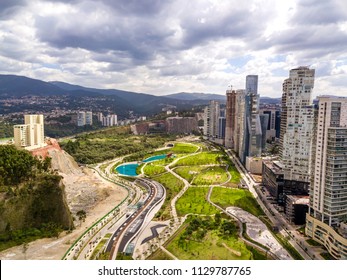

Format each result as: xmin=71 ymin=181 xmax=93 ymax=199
xmin=77 ymin=111 xmax=86 ymax=126
xmin=306 ymin=95 xmax=347 ymax=259
xmin=235 ymin=90 xmax=246 ymax=159
xmin=102 ymin=114 xmax=118 ymax=127
xmin=98 ymin=112 xmax=103 ymax=122
xmin=85 ymin=111 xmax=93 ymax=125
xmin=203 ymin=100 xmax=220 ymax=139
xmin=14 ymin=114 xmax=45 ymax=148
xmin=280 ymin=66 xmax=315 ymax=184
xmin=77 ymin=111 xmax=93 ymax=126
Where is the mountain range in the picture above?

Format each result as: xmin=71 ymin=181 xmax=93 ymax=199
xmin=0 ymin=74 xmax=280 ymax=117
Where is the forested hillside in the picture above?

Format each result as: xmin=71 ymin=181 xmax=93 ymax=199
xmin=0 ymin=145 xmax=73 ymax=251
xmin=60 ymin=126 xmax=176 ymax=164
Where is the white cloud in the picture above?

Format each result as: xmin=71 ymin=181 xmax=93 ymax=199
xmin=0 ymin=0 xmax=347 ymax=98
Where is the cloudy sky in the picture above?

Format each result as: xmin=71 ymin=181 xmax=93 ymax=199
xmin=1 ymin=0 xmax=347 ymax=97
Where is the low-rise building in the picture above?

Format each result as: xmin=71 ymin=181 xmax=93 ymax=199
xmin=262 ymin=160 xmax=284 ymax=204
xmin=306 ymin=216 xmax=347 ymax=259
xmin=245 ymin=156 xmax=262 ymax=174
xmin=166 ymin=116 xmax=198 ymax=134
xmin=131 ymin=123 xmax=149 ymax=135
xmin=285 ymin=195 xmax=309 ymax=225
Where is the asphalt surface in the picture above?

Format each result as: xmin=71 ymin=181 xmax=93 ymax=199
xmin=106 ymin=178 xmax=165 ymax=258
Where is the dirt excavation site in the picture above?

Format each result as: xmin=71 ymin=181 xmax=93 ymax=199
xmin=0 ymin=149 xmax=127 ymax=260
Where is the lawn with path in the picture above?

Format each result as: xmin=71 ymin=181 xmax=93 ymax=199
xmin=165 ymin=216 xmax=256 ymax=260
xmin=170 ymin=143 xmax=199 ymax=154
xmin=192 ymin=166 xmax=229 ymax=185
xmin=143 ymin=163 xmax=167 ymax=176
xmin=172 ymin=151 xmax=224 ymax=167
xmin=173 ymin=166 xmax=205 ymax=183
xmin=176 ymin=187 xmax=219 ymax=216
xmin=228 ymin=164 xmax=242 ymax=184
xmin=152 ymin=172 xmax=185 ymax=220
xmin=210 ymin=187 xmax=265 ymax=217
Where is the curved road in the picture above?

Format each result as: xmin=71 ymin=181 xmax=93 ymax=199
xmin=106 ymin=178 xmax=165 ymax=259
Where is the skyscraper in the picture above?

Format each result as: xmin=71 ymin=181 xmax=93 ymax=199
xmin=225 ymin=88 xmax=237 ymax=148
xmin=280 ymin=66 xmax=315 ymax=195
xmin=245 ymin=75 xmax=258 ymax=96
xmin=203 ymin=100 xmax=220 ymax=139
xmin=246 ymin=90 xmax=262 ymax=158
xmin=260 ymin=108 xmax=281 ymax=141
xmin=306 ymin=95 xmax=347 ymax=259
xmin=239 ymin=75 xmax=262 ymax=163
xmin=234 ymin=90 xmax=246 ymax=159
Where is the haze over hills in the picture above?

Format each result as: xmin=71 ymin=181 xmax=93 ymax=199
xmin=165 ymin=91 xmax=281 ymax=104
xmin=0 ymin=74 xmax=280 ymax=117
xmin=165 ymin=92 xmax=226 ymax=101
xmin=0 ymin=74 xmax=205 ymax=117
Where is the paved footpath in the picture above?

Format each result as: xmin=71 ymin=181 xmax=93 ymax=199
xmin=226 ymin=206 xmax=292 ymax=260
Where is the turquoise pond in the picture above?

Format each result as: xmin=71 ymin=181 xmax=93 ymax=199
xmin=116 ymin=154 xmax=168 ymax=176
xmin=142 ymin=154 xmax=167 ymax=162
xmin=115 ymin=163 xmax=139 ymax=177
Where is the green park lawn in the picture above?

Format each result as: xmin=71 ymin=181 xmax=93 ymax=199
xmin=172 ymin=151 xmax=224 ymax=166
xmin=143 ymin=163 xmax=167 ymax=176
xmin=192 ymin=166 xmax=229 ymax=185
xmin=167 ymin=231 xmax=252 ymax=260
xmin=165 ymin=216 xmax=253 ymax=260
xmin=173 ymin=166 xmax=205 ymax=183
xmin=152 ymin=173 xmax=185 ymax=220
xmin=228 ymin=164 xmax=242 ymax=184
xmin=210 ymin=187 xmax=264 ymax=217
xmin=151 ymin=157 xmax=175 ymax=166
xmin=171 ymin=143 xmax=199 ymax=154
xmin=176 ymin=187 xmax=219 ymax=216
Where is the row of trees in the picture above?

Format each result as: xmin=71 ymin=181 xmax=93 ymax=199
xmin=0 ymin=145 xmax=51 ymax=186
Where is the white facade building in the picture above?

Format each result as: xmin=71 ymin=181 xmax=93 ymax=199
xmin=77 ymin=111 xmax=86 ymax=126
xmin=309 ymin=96 xmax=347 ymax=226
xmin=14 ymin=114 xmax=45 ymax=148
xmin=280 ymin=66 xmax=315 ymax=183
xmin=203 ymin=100 xmax=220 ymax=139
xmin=85 ymin=111 xmax=93 ymax=125
xmin=77 ymin=111 xmax=93 ymax=126
xmin=235 ymin=90 xmax=246 ymax=160
xmin=306 ymin=95 xmax=347 ymax=259
xmin=102 ymin=114 xmax=118 ymax=127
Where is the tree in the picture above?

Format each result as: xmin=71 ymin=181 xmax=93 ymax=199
xmin=22 ymin=242 xmax=29 ymax=260
xmin=76 ymin=210 xmax=87 ymax=226
xmin=42 ymin=156 xmax=52 ymax=172
xmin=214 ymin=213 xmax=221 ymax=227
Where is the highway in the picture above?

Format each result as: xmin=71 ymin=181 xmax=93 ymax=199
xmin=106 ymin=178 xmax=165 ymax=259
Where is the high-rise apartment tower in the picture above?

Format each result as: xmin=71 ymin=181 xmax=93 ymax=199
xmin=306 ymin=96 xmax=347 ymax=259
xmin=280 ymin=67 xmax=315 ymax=195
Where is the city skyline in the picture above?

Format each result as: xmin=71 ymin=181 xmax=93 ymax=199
xmin=0 ymin=1 xmax=347 ymax=97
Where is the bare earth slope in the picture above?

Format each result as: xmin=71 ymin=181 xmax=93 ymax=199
xmin=0 ymin=149 xmax=127 ymax=260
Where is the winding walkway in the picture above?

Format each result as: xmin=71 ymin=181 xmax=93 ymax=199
xmin=165 ymin=144 xmax=201 ymax=225
xmin=226 ymin=206 xmax=292 ymax=259
xmin=206 ymin=186 xmax=281 ymax=260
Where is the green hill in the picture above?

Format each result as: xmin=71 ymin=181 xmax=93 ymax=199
xmin=0 ymin=145 xmax=73 ymax=251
